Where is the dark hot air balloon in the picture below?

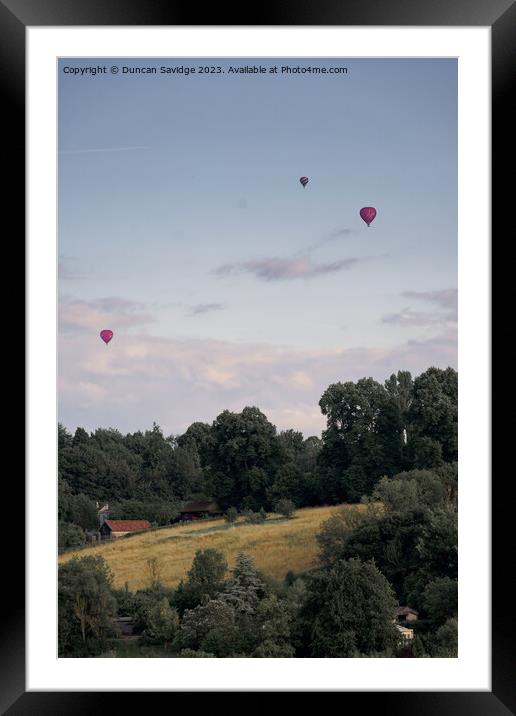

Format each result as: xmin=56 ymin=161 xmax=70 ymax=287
xmin=360 ymin=207 xmax=377 ymax=226
xmin=300 ymin=176 xmax=309 ymax=188
xmin=100 ymin=329 xmax=113 ymax=345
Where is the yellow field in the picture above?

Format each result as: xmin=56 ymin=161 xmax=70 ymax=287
xmin=58 ymin=504 xmax=361 ymax=590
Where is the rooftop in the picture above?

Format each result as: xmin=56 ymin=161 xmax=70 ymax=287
xmin=103 ymin=519 xmax=151 ymax=532
xmin=395 ymin=606 xmax=419 ymax=617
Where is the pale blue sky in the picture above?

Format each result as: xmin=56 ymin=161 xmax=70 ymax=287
xmin=58 ymin=58 xmax=457 ymax=436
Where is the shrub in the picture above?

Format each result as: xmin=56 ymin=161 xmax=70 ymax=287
xmin=225 ymin=507 xmax=238 ymax=524
xmin=142 ymin=597 xmax=179 ymax=643
xmin=244 ymin=509 xmax=266 ymax=524
xmin=58 ymin=522 xmax=86 ymax=552
xmin=274 ymin=498 xmax=296 ymax=519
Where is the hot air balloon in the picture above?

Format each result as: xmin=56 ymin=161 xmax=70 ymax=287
xmin=100 ymin=329 xmax=113 ymax=345
xmin=360 ymin=207 xmax=377 ymax=227
xmin=299 ymin=176 xmax=309 ymax=188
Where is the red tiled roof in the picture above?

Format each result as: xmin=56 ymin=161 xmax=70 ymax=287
xmin=104 ymin=520 xmax=151 ymax=532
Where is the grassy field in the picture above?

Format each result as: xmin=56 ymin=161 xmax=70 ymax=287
xmin=59 ymin=504 xmax=362 ymax=590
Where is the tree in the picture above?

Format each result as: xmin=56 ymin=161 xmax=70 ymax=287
xmin=176 ymin=599 xmax=239 ymax=657
xmin=253 ymin=594 xmax=295 ymax=657
xmin=208 ymin=407 xmax=281 ymax=508
xmin=142 ymin=597 xmax=179 ymax=644
xmin=173 ymin=549 xmax=227 ymax=615
xmin=436 ymin=462 xmax=458 ymax=504
xmin=170 ymin=444 xmax=205 ymax=499
xmin=146 ymin=557 xmax=163 ymax=589
xmin=222 ymin=552 xmax=268 ymax=615
xmin=371 ymin=469 xmax=447 ymax=514
xmin=403 ymin=436 xmax=443 ymax=470
xmin=58 ymin=423 xmax=73 ymax=450
xmin=428 ymin=617 xmax=458 ymax=657
xmin=318 ymin=378 xmax=404 ymax=502
xmin=326 ymin=510 xmax=431 ymax=603
xmin=407 ymin=367 xmax=458 ymax=463
xmin=58 ymin=556 xmax=117 ymax=656
xmin=224 ymin=507 xmax=239 ymax=524
xmin=244 ymin=509 xmax=266 ymax=524
xmin=58 ymin=522 xmax=86 ymax=552
xmin=177 ymin=553 xmax=276 ymax=657
xmin=176 ymin=421 xmax=214 ymax=467
xmin=187 ymin=548 xmax=228 ymax=588
xmin=416 ymin=506 xmax=458 ymax=581
xmin=385 ymin=371 xmax=413 ymax=415
xmin=299 ymin=558 xmax=398 ymax=657
xmin=69 ymin=493 xmax=98 ymax=530
xmin=274 ymin=498 xmax=296 ymax=519
xmin=372 ymin=475 xmax=420 ymax=514
xmin=395 ymin=469 xmax=448 ymax=508
xmin=58 ymin=475 xmax=73 ymax=522
xmin=421 ymin=577 xmax=458 ymax=626
xmin=316 ymin=507 xmax=371 ymax=566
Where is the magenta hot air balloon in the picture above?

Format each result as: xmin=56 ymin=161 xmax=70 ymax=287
xmin=100 ymin=329 xmax=113 ymax=345
xmin=360 ymin=206 xmax=377 ymax=227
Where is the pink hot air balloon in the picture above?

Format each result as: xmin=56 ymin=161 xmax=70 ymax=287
xmin=360 ymin=206 xmax=377 ymax=227
xmin=100 ymin=329 xmax=113 ymax=345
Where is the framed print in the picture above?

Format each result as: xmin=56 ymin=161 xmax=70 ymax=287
xmin=4 ymin=0 xmax=512 ymax=711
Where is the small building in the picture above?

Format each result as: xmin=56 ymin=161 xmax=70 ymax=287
xmin=180 ymin=501 xmax=223 ymax=521
xmin=100 ymin=519 xmax=151 ymax=540
xmin=394 ymin=606 xmax=419 ymax=623
xmin=395 ymin=624 xmax=414 ymax=642
xmin=85 ymin=529 xmax=101 ymax=543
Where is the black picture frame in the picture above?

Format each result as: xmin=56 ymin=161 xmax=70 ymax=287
xmin=6 ymin=0 xmax=512 ymax=712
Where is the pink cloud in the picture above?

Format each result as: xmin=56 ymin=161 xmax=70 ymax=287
xmin=58 ymin=329 xmax=457 ymax=438
xmin=59 ymin=295 xmax=154 ymax=333
xmin=216 ymin=255 xmax=366 ymax=281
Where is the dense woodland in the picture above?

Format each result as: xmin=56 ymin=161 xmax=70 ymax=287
xmin=58 ymin=366 xmax=458 ymax=658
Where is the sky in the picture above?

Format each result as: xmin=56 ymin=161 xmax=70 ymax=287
xmin=58 ymin=57 xmax=457 ymax=438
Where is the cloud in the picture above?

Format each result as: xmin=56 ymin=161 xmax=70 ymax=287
xmin=59 ymin=295 xmax=154 ymax=334
xmin=382 ymin=307 xmax=451 ymax=327
xmin=216 ymin=255 xmax=367 ymax=281
xmin=59 ymin=329 xmax=457 ymax=438
xmin=382 ymin=288 xmax=457 ymax=328
xmin=402 ymin=288 xmax=458 ymax=312
xmin=186 ymin=303 xmax=225 ymax=316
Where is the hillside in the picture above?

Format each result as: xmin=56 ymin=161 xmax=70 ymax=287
xmin=58 ymin=504 xmax=361 ymax=590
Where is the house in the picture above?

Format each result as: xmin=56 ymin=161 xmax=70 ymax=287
xmin=180 ymin=501 xmax=223 ymax=521
xmin=394 ymin=606 xmax=419 ymax=623
xmin=100 ymin=519 xmax=151 ymax=540
xmin=395 ymin=624 xmax=414 ymax=642
xmin=96 ymin=502 xmax=110 ymax=526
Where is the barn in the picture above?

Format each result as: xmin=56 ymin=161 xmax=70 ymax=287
xmin=394 ymin=606 xmax=419 ymax=623
xmin=100 ymin=519 xmax=151 ymax=540
xmin=180 ymin=501 xmax=223 ymax=521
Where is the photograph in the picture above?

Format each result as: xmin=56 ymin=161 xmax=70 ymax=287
xmin=57 ymin=56 xmax=459 ymax=660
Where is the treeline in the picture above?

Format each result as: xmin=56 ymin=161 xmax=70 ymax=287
xmin=59 ymin=459 xmax=458 ymax=658
xmin=58 ymin=366 xmax=457 ymax=549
